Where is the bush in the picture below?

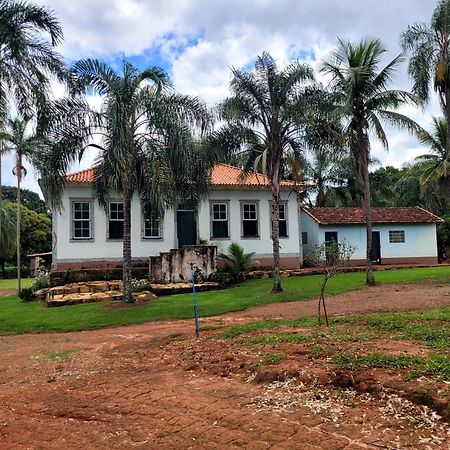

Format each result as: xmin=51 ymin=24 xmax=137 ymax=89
xmin=208 ymin=271 xmax=235 ymax=288
xmin=131 ymin=278 xmax=151 ymax=293
xmin=3 ymin=265 xmax=31 ymax=279
xmin=218 ymin=242 xmax=254 ymax=282
xmin=18 ymin=287 xmax=34 ymax=301
xmin=437 ymin=215 xmax=450 ymax=261
xmin=30 ymin=271 xmax=50 ymax=293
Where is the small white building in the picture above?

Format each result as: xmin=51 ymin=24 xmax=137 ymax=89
xmin=51 ymin=164 xmax=307 ymax=271
xmin=301 ymin=207 xmax=443 ymax=265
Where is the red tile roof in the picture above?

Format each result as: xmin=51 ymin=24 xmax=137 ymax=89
xmin=66 ymin=168 xmax=93 ymax=183
xmin=302 ymin=207 xmax=443 ymax=224
xmin=66 ymin=164 xmax=303 ymax=189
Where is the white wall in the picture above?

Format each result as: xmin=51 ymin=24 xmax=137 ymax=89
xmin=55 ymin=186 xmax=301 ymax=264
xmin=198 ymin=189 xmax=301 ymax=259
xmin=301 ymin=212 xmax=320 ymax=259
xmin=54 ymin=186 xmax=176 ymax=263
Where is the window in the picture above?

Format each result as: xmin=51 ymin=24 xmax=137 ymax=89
xmin=109 ymin=202 xmax=124 ymax=239
xmin=279 ymin=203 xmax=288 ymax=237
xmin=241 ymin=202 xmax=259 ymax=237
xmin=302 ymin=232 xmax=308 ymax=245
xmin=72 ymin=201 xmax=92 ymax=239
xmin=210 ymin=202 xmax=229 ymax=238
xmin=389 ymin=230 xmax=405 ymax=243
xmin=143 ymin=210 xmax=161 ymax=239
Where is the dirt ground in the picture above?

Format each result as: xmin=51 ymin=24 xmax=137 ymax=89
xmin=0 ymin=281 xmax=449 ymax=449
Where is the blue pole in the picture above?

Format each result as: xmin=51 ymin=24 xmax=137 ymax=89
xmin=191 ymin=266 xmax=200 ymax=338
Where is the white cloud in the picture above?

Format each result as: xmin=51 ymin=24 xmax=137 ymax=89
xmin=6 ymin=0 xmax=444 ymax=195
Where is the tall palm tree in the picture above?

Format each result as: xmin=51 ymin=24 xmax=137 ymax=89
xmin=414 ymin=116 xmax=450 ymax=201
xmin=0 ymin=117 xmax=43 ymax=292
xmin=321 ymin=39 xmax=420 ymax=285
xmin=210 ymin=52 xmax=315 ymax=293
xmin=0 ymin=0 xmax=66 ymax=286
xmin=38 ymin=59 xmax=211 ymax=303
xmin=401 ymin=0 xmax=450 ymax=149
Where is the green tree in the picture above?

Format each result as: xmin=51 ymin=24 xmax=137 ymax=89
xmin=0 ymin=117 xmax=45 ymax=292
xmin=0 ymin=0 xmax=65 ymax=286
xmin=5 ymin=201 xmax=51 ymax=266
xmin=39 ymin=59 xmax=211 ymax=303
xmin=414 ymin=117 xmax=450 ymax=203
xmin=211 ymin=52 xmax=315 ymax=293
xmin=402 ymin=0 xmax=450 ymax=149
xmin=0 ymin=203 xmax=15 ymax=276
xmin=0 ymin=185 xmax=47 ymax=213
xmin=321 ymin=39 xmax=420 ymax=285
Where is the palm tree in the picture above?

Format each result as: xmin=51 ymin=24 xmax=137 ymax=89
xmin=0 ymin=0 xmax=66 ymax=286
xmin=321 ymin=39 xmax=420 ymax=285
xmin=414 ymin=116 xmax=450 ymax=202
xmin=210 ymin=52 xmax=315 ymax=293
xmin=401 ymin=0 xmax=450 ymax=149
xmin=0 ymin=117 xmax=44 ymax=292
xmin=38 ymin=59 xmax=211 ymax=303
xmin=218 ymin=242 xmax=254 ymax=282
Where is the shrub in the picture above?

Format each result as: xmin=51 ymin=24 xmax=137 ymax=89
xmin=218 ymin=242 xmax=254 ymax=282
xmin=131 ymin=278 xmax=151 ymax=292
xmin=208 ymin=271 xmax=234 ymax=288
xmin=19 ymin=287 xmax=34 ymax=301
xmin=30 ymin=271 xmax=50 ymax=293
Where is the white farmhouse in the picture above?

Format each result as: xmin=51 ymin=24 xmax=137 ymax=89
xmin=51 ymin=164 xmax=307 ymax=271
xmin=301 ymin=207 xmax=443 ymax=265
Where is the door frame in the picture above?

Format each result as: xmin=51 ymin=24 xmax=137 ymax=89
xmin=370 ymin=230 xmax=381 ymax=264
xmin=175 ymin=203 xmax=198 ymax=248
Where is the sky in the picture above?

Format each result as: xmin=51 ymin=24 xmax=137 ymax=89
xmin=1 ymin=0 xmax=441 ymax=195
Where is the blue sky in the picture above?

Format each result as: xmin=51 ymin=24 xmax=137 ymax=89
xmin=2 ymin=0 xmax=440 ymax=195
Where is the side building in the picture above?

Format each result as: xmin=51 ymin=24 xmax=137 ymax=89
xmin=301 ymin=207 xmax=443 ymax=265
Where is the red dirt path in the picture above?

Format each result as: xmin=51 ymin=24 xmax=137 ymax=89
xmin=0 ymin=281 xmax=449 ymax=449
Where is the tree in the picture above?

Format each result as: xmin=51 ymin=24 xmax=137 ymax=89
xmin=38 ymin=59 xmax=211 ymax=303
xmin=0 ymin=203 xmax=15 ymax=277
xmin=321 ymin=39 xmax=420 ymax=285
xmin=402 ymin=0 xmax=450 ymax=149
xmin=218 ymin=242 xmax=255 ymax=283
xmin=305 ymin=240 xmax=355 ymax=326
xmin=211 ymin=52 xmax=315 ymax=293
xmin=5 ymin=201 xmax=51 ymax=266
xmin=0 ymin=185 xmax=47 ymax=213
xmin=414 ymin=116 xmax=450 ymax=203
xmin=0 ymin=117 xmax=45 ymax=292
xmin=0 ymin=0 xmax=66 ymax=254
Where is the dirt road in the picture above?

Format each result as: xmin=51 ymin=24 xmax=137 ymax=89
xmin=0 ymin=281 xmax=449 ymax=449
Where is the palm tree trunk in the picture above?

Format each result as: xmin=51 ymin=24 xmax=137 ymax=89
xmin=270 ymin=159 xmax=283 ymax=293
xmin=16 ymin=154 xmax=22 ymax=294
xmin=362 ymin=152 xmax=375 ymax=285
xmin=0 ymin=147 xmax=2 ymax=279
xmin=122 ymin=187 xmax=133 ymax=303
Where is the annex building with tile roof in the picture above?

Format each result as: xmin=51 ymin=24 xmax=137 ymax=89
xmin=301 ymin=207 xmax=442 ymax=265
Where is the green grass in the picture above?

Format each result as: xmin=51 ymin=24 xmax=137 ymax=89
xmin=39 ymin=349 xmax=77 ymax=362
xmin=0 ymin=278 xmax=32 ymax=290
xmin=334 ymin=353 xmax=450 ymax=381
xmin=0 ymin=266 xmax=449 ymax=334
xmin=262 ymin=353 xmax=286 ymax=364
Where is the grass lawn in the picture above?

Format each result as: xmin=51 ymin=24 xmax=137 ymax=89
xmin=0 ymin=278 xmax=32 ymax=290
xmin=0 ymin=266 xmax=449 ymax=334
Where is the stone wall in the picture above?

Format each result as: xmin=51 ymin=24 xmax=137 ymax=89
xmin=149 ymin=245 xmax=217 ymax=283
